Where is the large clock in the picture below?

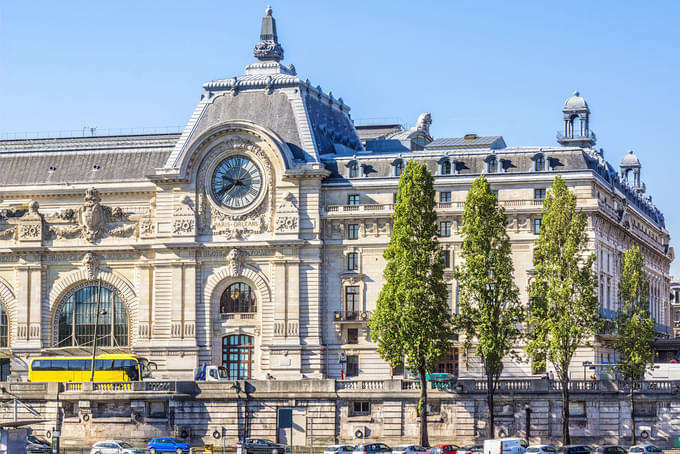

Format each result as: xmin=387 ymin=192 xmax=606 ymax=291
xmin=210 ymin=155 xmax=263 ymax=209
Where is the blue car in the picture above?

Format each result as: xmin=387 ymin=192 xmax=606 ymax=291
xmin=147 ymin=437 xmax=191 ymax=454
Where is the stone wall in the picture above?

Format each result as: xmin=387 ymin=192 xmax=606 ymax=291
xmin=2 ymin=379 xmax=680 ymax=448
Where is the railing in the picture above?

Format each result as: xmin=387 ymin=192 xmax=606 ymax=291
xmin=144 ymin=381 xmax=175 ymax=392
xmin=499 ymin=199 xmax=543 ymax=208
xmin=332 ymin=310 xmax=371 ymax=322
xmin=326 ymin=204 xmax=394 ymax=213
xmin=336 ymin=380 xmax=384 ymax=391
xmin=93 ymin=382 xmax=131 ymax=391
xmin=401 ymin=380 xmax=421 ymax=390
xmin=221 ymin=312 xmax=256 ymax=320
xmin=556 ymin=130 xmax=597 ymax=141
xmin=436 ymin=202 xmax=465 ymax=209
xmin=553 ymin=380 xmax=600 ymax=391
xmin=326 ymin=200 xmax=546 ymax=215
xmin=0 ymin=126 xmax=184 ymax=141
xmin=65 ymin=382 xmax=82 ymax=392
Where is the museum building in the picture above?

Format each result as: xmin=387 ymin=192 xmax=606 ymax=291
xmin=0 ymin=8 xmax=672 ymax=381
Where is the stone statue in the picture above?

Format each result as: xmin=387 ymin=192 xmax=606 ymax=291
xmin=416 ymin=112 xmax=432 ymax=135
xmin=226 ymin=248 xmax=244 ymax=277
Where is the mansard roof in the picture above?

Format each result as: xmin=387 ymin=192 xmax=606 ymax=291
xmin=0 ymin=134 xmax=178 ymax=185
xmin=426 ymin=136 xmax=506 ymax=149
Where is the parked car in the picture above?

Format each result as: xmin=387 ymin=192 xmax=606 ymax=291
xmin=430 ymin=444 xmax=460 ymax=454
xmin=325 ymin=446 xmax=356 ymax=454
xmin=26 ymin=435 xmax=51 ymax=454
xmin=628 ymin=446 xmax=664 ymax=454
xmin=591 ymin=447 xmax=626 ymax=454
xmin=484 ymin=439 xmax=527 ymax=454
xmin=147 ymin=437 xmax=191 ymax=454
xmin=459 ymin=446 xmax=483 ymax=454
xmin=237 ymin=438 xmax=287 ymax=454
xmin=353 ymin=444 xmax=393 ymax=454
xmin=90 ymin=440 xmax=145 ymax=454
xmin=393 ymin=446 xmax=429 ymax=454
xmin=558 ymin=446 xmax=591 ymax=454
xmin=527 ymin=446 xmax=558 ymax=454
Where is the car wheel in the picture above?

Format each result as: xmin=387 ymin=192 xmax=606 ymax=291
xmin=149 ymin=449 xmax=156 ymax=454
xmin=177 ymin=449 xmax=183 ymax=454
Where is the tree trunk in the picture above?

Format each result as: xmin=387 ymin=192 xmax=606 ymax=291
xmin=419 ymin=366 xmax=429 ymax=447
xmin=630 ymin=384 xmax=636 ymax=445
xmin=561 ymin=377 xmax=571 ymax=445
xmin=487 ymin=372 xmax=495 ymax=439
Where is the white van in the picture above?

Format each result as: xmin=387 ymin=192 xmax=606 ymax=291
xmin=484 ymin=439 xmax=528 ymax=454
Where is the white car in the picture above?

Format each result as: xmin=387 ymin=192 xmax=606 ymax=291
xmin=527 ymin=446 xmax=558 ymax=454
xmin=90 ymin=440 xmax=145 ymax=454
xmin=629 ymin=446 xmax=664 ymax=454
xmin=393 ymin=446 xmax=429 ymax=454
xmin=325 ymin=445 xmax=356 ymax=454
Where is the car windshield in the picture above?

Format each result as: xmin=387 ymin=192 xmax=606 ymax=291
xmin=119 ymin=442 xmax=133 ymax=448
xmin=527 ymin=449 xmax=539 ymax=452
xmin=630 ymin=450 xmax=643 ymax=453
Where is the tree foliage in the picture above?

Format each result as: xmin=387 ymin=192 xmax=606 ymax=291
xmin=526 ymin=175 xmax=600 ymax=444
xmin=369 ymin=160 xmax=453 ymax=446
xmin=455 ymin=175 xmax=523 ymax=437
xmin=615 ymin=245 xmax=655 ymax=444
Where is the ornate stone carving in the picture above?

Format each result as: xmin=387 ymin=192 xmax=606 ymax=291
xmin=0 ymin=227 xmax=16 ymax=240
xmin=49 ymin=188 xmax=134 ymax=242
xmin=416 ymin=112 xmax=432 ymax=136
xmin=226 ymin=248 xmax=244 ymax=277
xmin=172 ymin=195 xmax=196 ymax=236
xmin=82 ymin=252 xmax=99 ymax=281
xmin=274 ymin=192 xmax=299 ymax=233
xmin=17 ymin=201 xmax=43 ymax=241
xmin=139 ymin=197 xmax=155 ymax=238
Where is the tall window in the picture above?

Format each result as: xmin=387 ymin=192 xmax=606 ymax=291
xmin=439 ymin=221 xmax=451 ymax=237
xmin=347 ymin=328 xmax=359 ymax=345
xmin=534 ymin=188 xmax=546 ymax=200
xmin=534 ymin=218 xmax=542 ymax=235
xmin=347 ymin=252 xmax=359 ymax=271
xmin=435 ymin=347 xmax=459 ymax=376
xmin=220 ymin=283 xmax=257 ymax=313
xmin=346 ymin=355 xmax=359 ymax=377
xmin=345 ymin=286 xmax=360 ymax=314
xmin=441 ymin=250 xmax=451 ymax=268
xmin=394 ymin=160 xmax=404 ymax=177
xmin=348 ymin=163 xmax=359 ymax=178
xmin=56 ymin=284 xmax=128 ymax=348
xmin=347 ymin=194 xmax=360 ymax=205
xmin=487 ymin=157 xmax=497 ymax=173
xmin=441 ymin=160 xmax=451 ymax=175
xmin=440 ymin=191 xmax=451 ymax=203
xmin=347 ymin=224 xmax=359 ymax=240
xmin=535 ymin=155 xmax=545 ymax=171
xmin=222 ymin=334 xmax=253 ymax=379
xmin=0 ymin=304 xmax=7 ymax=348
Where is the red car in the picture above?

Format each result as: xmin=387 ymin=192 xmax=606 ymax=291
xmin=429 ymin=445 xmax=460 ymax=454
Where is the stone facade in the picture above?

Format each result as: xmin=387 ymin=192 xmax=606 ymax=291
xmin=0 ymin=8 xmax=673 ymax=383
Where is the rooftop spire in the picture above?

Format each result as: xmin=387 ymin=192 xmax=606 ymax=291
xmin=253 ymin=6 xmax=284 ymax=62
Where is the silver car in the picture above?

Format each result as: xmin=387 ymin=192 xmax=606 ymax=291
xmin=629 ymin=446 xmax=664 ymax=454
xmin=325 ymin=445 xmax=356 ymax=454
xmin=527 ymin=446 xmax=558 ymax=454
xmin=90 ymin=440 xmax=145 ymax=454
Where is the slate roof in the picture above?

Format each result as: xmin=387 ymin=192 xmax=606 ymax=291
xmin=355 ymin=124 xmax=403 ymax=142
xmin=426 ymin=136 xmax=506 ymax=149
xmin=0 ymin=134 xmax=179 ymax=186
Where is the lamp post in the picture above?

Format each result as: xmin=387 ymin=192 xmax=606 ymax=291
xmin=90 ymin=278 xmax=103 ymax=382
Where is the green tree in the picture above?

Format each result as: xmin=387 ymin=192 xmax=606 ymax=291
xmin=455 ymin=175 xmax=523 ymax=437
xmin=369 ymin=160 xmax=453 ymax=446
xmin=526 ymin=175 xmax=600 ymax=445
xmin=615 ymin=245 xmax=655 ymax=445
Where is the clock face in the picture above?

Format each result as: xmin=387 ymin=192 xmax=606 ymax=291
xmin=210 ymin=155 xmax=263 ymax=209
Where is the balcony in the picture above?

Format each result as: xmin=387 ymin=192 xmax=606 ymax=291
xmin=324 ymin=200 xmax=546 ymax=218
xmin=220 ymin=312 xmax=256 ymax=321
xmin=333 ymin=310 xmax=372 ymax=323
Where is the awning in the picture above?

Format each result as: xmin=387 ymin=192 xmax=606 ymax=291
xmin=0 ymin=419 xmax=48 ymax=428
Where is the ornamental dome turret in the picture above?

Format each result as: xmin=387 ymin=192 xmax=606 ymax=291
xmin=621 ymin=149 xmax=641 ymax=167
xmin=563 ymin=91 xmax=589 ymax=112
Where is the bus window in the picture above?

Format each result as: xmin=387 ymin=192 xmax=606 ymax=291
xmin=52 ymin=360 xmax=68 ymax=371
xmin=95 ymin=359 xmax=115 ymax=370
xmin=68 ymin=359 xmax=87 ymax=370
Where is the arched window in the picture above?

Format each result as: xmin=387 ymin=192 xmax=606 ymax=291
xmin=487 ymin=157 xmax=497 ymax=173
xmin=394 ymin=160 xmax=404 ymax=177
xmin=222 ymin=334 xmax=253 ymax=379
xmin=56 ymin=284 xmax=128 ymax=348
xmin=441 ymin=160 xmax=451 ymax=175
xmin=535 ymin=155 xmax=545 ymax=171
xmin=0 ymin=304 xmax=7 ymax=348
xmin=220 ymin=283 xmax=257 ymax=313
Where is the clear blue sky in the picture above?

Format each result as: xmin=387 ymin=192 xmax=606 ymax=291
xmin=1 ymin=1 xmax=679 ymax=274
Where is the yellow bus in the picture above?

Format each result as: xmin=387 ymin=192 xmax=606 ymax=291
xmin=28 ymin=354 xmax=144 ymax=382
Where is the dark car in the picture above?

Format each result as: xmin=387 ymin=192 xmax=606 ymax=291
xmin=591 ymin=447 xmax=626 ymax=454
xmin=237 ymin=438 xmax=287 ymax=454
xmin=147 ymin=437 xmax=191 ymax=454
xmin=26 ymin=435 xmax=51 ymax=454
xmin=459 ymin=447 xmax=483 ymax=454
xmin=559 ymin=446 xmax=592 ymax=454
xmin=430 ymin=445 xmax=460 ymax=454
xmin=353 ymin=444 xmax=392 ymax=454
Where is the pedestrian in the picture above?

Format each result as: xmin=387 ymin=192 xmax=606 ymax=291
xmin=548 ymin=370 xmax=554 ymax=381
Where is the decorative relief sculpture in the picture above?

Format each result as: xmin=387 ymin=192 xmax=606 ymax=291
xmin=82 ymin=252 xmax=99 ymax=281
xmin=17 ymin=201 xmax=43 ymax=241
xmin=0 ymin=227 xmax=15 ymax=240
xmin=416 ymin=112 xmax=432 ymax=136
xmin=172 ymin=195 xmax=196 ymax=236
xmin=226 ymin=248 xmax=244 ymax=277
xmin=196 ymin=136 xmax=274 ymax=239
xmin=274 ymin=192 xmax=299 ymax=233
xmin=139 ymin=197 xmax=156 ymax=238
xmin=49 ymin=188 xmax=138 ymax=242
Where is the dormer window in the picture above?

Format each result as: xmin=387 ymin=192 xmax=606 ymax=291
xmin=394 ymin=160 xmax=404 ymax=177
xmin=441 ymin=160 xmax=451 ymax=175
xmin=535 ymin=155 xmax=545 ymax=171
xmin=487 ymin=157 xmax=497 ymax=173
xmin=348 ymin=162 xmax=359 ymax=178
